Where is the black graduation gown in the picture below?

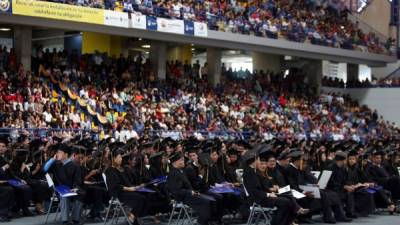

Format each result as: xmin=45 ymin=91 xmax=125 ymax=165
xmin=0 ymin=156 xmax=14 ymax=216
xmin=243 ymin=167 xmax=296 ymax=225
xmin=167 ymin=167 xmax=213 ymax=225
xmin=0 ymin=156 xmax=31 ymax=212
xmin=80 ymin=166 xmax=106 ymax=218
xmin=327 ymin=163 xmax=357 ymax=215
xmin=104 ymin=167 xmax=146 ymax=217
xmin=124 ymin=166 xmax=170 ymax=215
xmin=285 ymin=164 xmax=345 ymax=221
xmin=367 ymin=163 xmax=400 ymax=201
xmin=347 ymin=164 xmax=375 ymax=216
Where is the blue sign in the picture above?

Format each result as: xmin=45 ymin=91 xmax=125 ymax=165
xmin=0 ymin=0 xmax=12 ymax=14
xmin=146 ymin=16 xmax=157 ymax=31
xmin=184 ymin=20 xmax=194 ymax=36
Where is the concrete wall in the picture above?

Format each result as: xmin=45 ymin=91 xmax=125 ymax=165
xmin=355 ymin=0 xmax=391 ymax=38
xmin=252 ymin=52 xmax=281 ymax=73
xmin=371 ymin=60 xmax=400 ymax=79
xmin=321 ymin=87 xmax=400 ymax=125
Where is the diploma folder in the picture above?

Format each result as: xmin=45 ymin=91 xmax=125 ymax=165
xmin=55 ymin=185 xmax=78 ymax=198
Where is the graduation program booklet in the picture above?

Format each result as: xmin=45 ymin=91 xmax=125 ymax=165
xmin=278 ymin=185 xmax=291 ymax=195
xmin=299 ymin=185 xmax=321 ymax=199
xmin=291 ymin=189 xmax=306 ymax=199
xmin=317 ymin=170 xmax=332 ymax=189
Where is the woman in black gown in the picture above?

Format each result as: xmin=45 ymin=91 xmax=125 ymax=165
xmin=104 ymin=149 xmax=146 ymax=225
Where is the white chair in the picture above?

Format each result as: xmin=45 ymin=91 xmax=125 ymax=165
xmin=242 ymin=183 xmax=276 ymax=225
xmin=167 ymin=199 xmax=194 ymax=225
xmin=44 ymin=173 xmax=61 ymax=224
xmin=102 ymin=173 xmax=133 ymax=225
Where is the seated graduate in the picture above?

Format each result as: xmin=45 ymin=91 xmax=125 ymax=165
xmin=346 ymin=150 xmax=375 ymax=217
xmin=285 ymin=150 xmax=352 ymax=224
xmin=366 ymin=149 xmax=400 ymax=213
xmin=72 ymin=144 xmax=107 ymax=222
xmin=43 ymin=143 xmax=83 ymax=225
xmin=0 ymin=139 xmax=15 ymax=222
xmin=166 ymin=151 xmax=216 ymax=225
xmin=243 ymin=149 xmax=297 ymax=225
xmin=104 ymin=148 xmax=146 ymax=225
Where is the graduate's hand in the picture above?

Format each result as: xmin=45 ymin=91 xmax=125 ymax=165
xmin=126 ymin=187 xmax=136 ymax=192
xmin=344 ymin=185 xmax=354 ymax=192
xmin=304 ymin=191 xmax=314 ymax=198
xmin=21 ymin=180 xmax=27 ymax=185
xmin=268 ymin=193 xmax=277 ymax=198
xmin=2 ymin=164 xmax=9 ymax=171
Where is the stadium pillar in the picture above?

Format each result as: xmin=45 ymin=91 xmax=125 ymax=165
xmin=13 ymin=25 xmax=32 ymax=72
xmin=150 ymin=41 xmax=167 ymax=80
xmin=167 ymin=44 xmax=192 ymax=63
xmin=207 ymin=48 xmax=222 ymax=86
xmin=305 ymin=60 xmax=322 ymax=94
xmin=252 ymin=52 xmax=281 ymax=73
xmin=347 ymin=64 xmax=359 ymax=83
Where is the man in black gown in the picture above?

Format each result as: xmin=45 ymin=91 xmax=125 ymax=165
xmin=167 ymin=152 xmax=215 ymax=225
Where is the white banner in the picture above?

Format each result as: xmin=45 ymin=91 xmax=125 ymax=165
xmin=131 ymin=13 xmax=147 ymax=30
xmin=194 ymin=22 xmax=208 ymax=37
xmin=104 ymin=10 xmax=129 ymax=28
xmin=157 ymin=18 xmax=184 ymax=34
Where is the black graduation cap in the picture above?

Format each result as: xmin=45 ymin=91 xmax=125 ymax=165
xmin=199 ymin=152 xmax=212 ymax=167
xmin=0 ymin=136 xmax=9 ymax=145
xmin=236 ymin=140 xmax=252 ymax=150
xmin=259 ymin=150 xmax=275 ymax=162
xmin=71 ymin=145 xmax=89 ymax=155
xmin=371 ymin=149 xmax=385 ymax=156
xmin=110 ymin=148 xmax=125 ymax=158
xmin=169 ymin=152 xmax=183 ymax=164
xmin=258 ymin=144 xmax=272 ymax=155
xmin=149 ymin=151 xmax=164 ymax=160
xmin=335 ymin=151 xmax=347 ymax=161
xmin=361 ymin=152 xmax=370 ymax=160
xmin=347 ymin=150 xmax=358 ymax=157
xmin=161 ymin=137 xmax=176 ymax=149
xmin=277 ymin=150 xmax=290 ymax=160
xmin=242 ymin=149 xmax=258 ymax=165
xmin=289 ymin=150 xmax=303 ymax=161
xmin=55 ymin=143 xmax=72 ymax=155
xmin=227 ymin=148 xmax=239 ymax=156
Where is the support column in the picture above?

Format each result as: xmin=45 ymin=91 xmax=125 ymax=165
xmin=252 ymin=52 xmax=282 ymax=73
xmin=206 ymin=48 xmax=222 ymax=86
xmin=167 ymin=44 xmax=192 ymax=63
xmin=150 ymin=41 xmax=167 ymax=80
xmin=13 ymin=26 xmax=32 ymax=71
xmin=347 ymin=63 xmax=359 ymax=82
xmin=304 ymin=60 xmax=322 ymax=94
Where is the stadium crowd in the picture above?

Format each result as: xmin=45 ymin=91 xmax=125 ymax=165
xmin=322 ymin=76 xmax=400 ymax=88
xmin=44 ymin=0 xmax=392 ymax=55
xmin=0 ymin=46 xmax=398 ymax=225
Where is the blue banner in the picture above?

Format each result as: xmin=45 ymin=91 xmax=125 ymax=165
xmin=146 ymin=16 xmax=157 ymax=31
xmin=0 ymin=0 xmax=12 ymax=14
xmin=184 ymin=20 xmax=194 ymax=36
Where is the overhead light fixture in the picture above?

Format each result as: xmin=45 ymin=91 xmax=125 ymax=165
xmin=141 ymin=44 xmax=151 ymax=49
xmin=138 ymin=38 xmax=142 ymax=41
xmin=191 ymin=43 xmax=194 ymax=46
xmin=191 ymin=48 xmax=195 ymax=51
xmin=0 ymin=28 xmax=11 ymax=31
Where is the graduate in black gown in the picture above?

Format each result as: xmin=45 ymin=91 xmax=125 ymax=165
xmin=285 ymin=150 xmax=351 ymax=223
xmin=366 ymin=149 xmax=399 ymax=213
xmin=104 ymin=148 xmax=146 ymax=225
xmin=243 ymin=150 xmax=297 ymax=225
xmin=346 ymin=150 xmax=375 ymax=217
xmin=0 ymin=144 xmax=33 ymax=217
xmin=167 ymin=152 xmax=216 ymax=225
xmin=43 ymin=143 xmax=83 ymax=225
xmin=0 ymin=139 xmax=15 ymax=222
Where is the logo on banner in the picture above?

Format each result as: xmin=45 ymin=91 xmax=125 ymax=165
xmin=146 ymin=16 xmax=157 ymax=30
xmin=184 ymin=20 xmax=194 ymax=36
xmin=0 ymin=0 xmax=11 ymax=13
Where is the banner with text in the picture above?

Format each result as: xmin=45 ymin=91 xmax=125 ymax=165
xmin=157 ymin=18 xmax=184 ymax=35
xmin=12 ymin=0 xmax=104 ymax=24
xmin=104 ymin=10 xmax=129 ymax=28
xmin=194 ymin=22 xmax=208 ymax=37
xmin=131 ymin=12 xmax=146 ymax=30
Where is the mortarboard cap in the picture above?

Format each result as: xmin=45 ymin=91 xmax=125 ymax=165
xmin=169 ymin=152 xmax=183 ymax=164
xmin=335 ymin=151 xmax=347 ymax=161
